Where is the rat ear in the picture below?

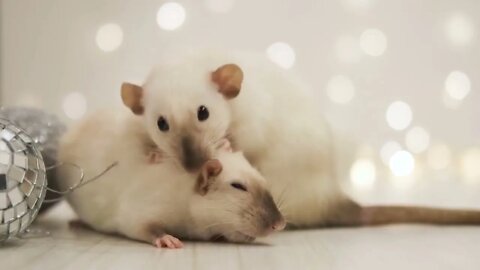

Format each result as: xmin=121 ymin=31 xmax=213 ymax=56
xmin=121 ymin=82 xmax=144 ymax=115
xmin=196 ymin=159 xmax=223 ymax=195
xmin=211 ymin=64 xmax=243 ymax=99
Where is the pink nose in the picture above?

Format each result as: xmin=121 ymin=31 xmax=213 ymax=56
xmin=272 ymin=218 xmax=286 ymax=231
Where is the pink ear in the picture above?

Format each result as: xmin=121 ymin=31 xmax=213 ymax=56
xmin=211 ymin=64 xmax=243 ymax=99
xmin=121 ymin=82 xmax=144 ymax=115
xmin=196 ymin=159 xmax=223 ymax=195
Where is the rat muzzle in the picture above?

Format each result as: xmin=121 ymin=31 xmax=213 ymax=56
xmin=181 ymin=136 xmax=208 ymax=172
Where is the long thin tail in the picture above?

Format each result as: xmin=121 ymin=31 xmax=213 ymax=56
xmin=361 ymin=206 xmax=480 ymax=226
xmin=325 ymin=200 xmax=480 ymax=227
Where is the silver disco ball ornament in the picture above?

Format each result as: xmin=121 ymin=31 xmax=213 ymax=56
xmin=0 ymin=119 xmax=47 ymax=242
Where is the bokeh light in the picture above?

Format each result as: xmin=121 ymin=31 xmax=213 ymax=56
xmin=62 ymin=92 xmax=87 ymax=120
xmin=266 ymin=42 xmax=296 ymax=69
xmin=205 ymin=0 xmax=235 ymax=13
xmin=405 ymin=126 xmax=430 ymax=154
xmin=325 ymin=75 xmax=356 ymax=104
xmin=445 ymin=71 xmax=471 ymax=101
xmin=389 ymin=150 xmax=415 ymax=177
xmin=385 ymin=101 xmax=413 ymax=131
xmin=96 ymin=23 xmax=123 ymax=52
xmin=157 ymin=2 xmax=186 ymax=31
xmin=446 ymin=13 xmax=475 ymax=46
xmin=335 ymin=35 xmax=362 ymax=63
xmin=342 ymin=0 xmax=372 ymax=10
xmin=380 ymin=140 xmax=402 ymax=166
xmin=359 ymin=28 xmax=387 ymax=57
xmin=460 ymin=148 xmax=480 ymax=183
xmin=427 ymin=143 xmax=451 ymax=170
xmin=350 ymin=158 xmax=376 ymax=189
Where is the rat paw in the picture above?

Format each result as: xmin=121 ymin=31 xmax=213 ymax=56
xmin=153 ymin=234 xmax=184 ymax=249
xmin=217 ymin=138 xmax=232 ymax=152
xmin=146 ymin=149 xmax=163 ymax=164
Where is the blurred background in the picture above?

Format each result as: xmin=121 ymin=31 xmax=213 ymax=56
xmin=0 ymin=0 xmax=479 ymax=207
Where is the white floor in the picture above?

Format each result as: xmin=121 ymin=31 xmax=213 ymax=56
xmin=2 ymin=199 xmax=480 ymax=270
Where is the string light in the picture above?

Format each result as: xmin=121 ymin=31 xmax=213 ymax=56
xmin=360 ymin=29 xmax=387 ymax=57
xmin=266 ymin=42 xmax=296 ymax=69
xmin=326 ymin=75 xmax=356 ymax=104
xmin=460 ymin=149 xmax=480 ymax=183
xmin=445 ymin=71 xmax=471 ymax=101
xmin=380 ymin=141 xmax=402 ymax=166
xmin=427 ymin=144 xmax=451 ymax=170
xmin=389 ymin=150 xmax=415 ymax=177
xmin=157 ymin=2 xmax=186 ymax=31
xmin=205 ymin=0 xmax=235 ymax=13
xmin=446 ymin=13 xmax=474 ymax=46
xmin=96 ymin=23 xmax=123 ymax=52
xmin=405 ymin=126 xmax=430 ymax=154
xmin=342 ymin=0 xmax=372 ymax=10
xmin=62 ymin=92 xmax=87 ymax=120
xmin=350 ymin=159 xmax=376 ymax=189
xmin=386 ymin=101 xmax=412 ymax=131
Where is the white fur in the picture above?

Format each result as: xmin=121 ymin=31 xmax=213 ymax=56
xmin=142 ymin=50 xmax=355 ymax=226
xmin=58 ymin=109 xmax=281 ymax=244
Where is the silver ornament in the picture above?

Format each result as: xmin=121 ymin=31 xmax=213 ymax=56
xmin=0 ymin=107 xmax=66 ymax=207
xmin=0 ymin=119 xmax=47 ymax=242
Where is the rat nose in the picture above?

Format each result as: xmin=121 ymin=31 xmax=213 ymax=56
xmin=272 ymin=218 xmax=286 ymax=232
xmin=181 ymin=136 xmax=206 ymax=172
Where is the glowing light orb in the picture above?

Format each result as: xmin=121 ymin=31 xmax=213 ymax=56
xmin=427 ymin=144 xmax=451 ymax=170
xmin=62 ymin=92 xmax=87 ymax=120
xmin=350 ymin=159 xmax=376 ymax=189
xmin=446 ymin=13 xmax=474 ymax=46
xmin=96 ymin=23 xmax=123 ymax=52
xmin=389 ymin=150 xmax=415 ymax=177
xmin=386 ymin=101 xmax=412 ymax=131
xmin=445 ymin=71 xmax=471 ymax=101
xmin=405 ymin=126 xmax=430 ymax=154
xmin=157 ymin=2 xmax=186 ymax=31
xmin=326 ymin=75 xmax=356 ymax=104
xmin=266 ymin=42 xmax=296 ymax=69
xmin=380 ymin=141 xmax=402 ymax=166
xmin=360 ymin=29 xmax=387 ymax=57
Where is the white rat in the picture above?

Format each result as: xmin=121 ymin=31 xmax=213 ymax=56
xmin=120 ymin=50 xmax=480 ymax=228
xmin=57 ymin=110 xmax=285 ymax=248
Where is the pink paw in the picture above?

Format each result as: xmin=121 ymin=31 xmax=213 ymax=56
xmin=217 ymin=138 xmax=232 ymax=152
xmin=147 ymin=150 xmax=163 ymax=164
xmin=153 ymin=234 xmax=184 ymax=249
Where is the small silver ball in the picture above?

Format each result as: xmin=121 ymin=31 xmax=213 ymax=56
xmin=0 ymin=120 xmax=47 ymax=242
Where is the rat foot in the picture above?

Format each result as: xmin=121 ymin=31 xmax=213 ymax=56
xmin=217 ymin=137 xmax=232 ymax=152
xmin=147 ymin=149 xmax=163 ymax=164
xmin=153 ymin=234 xmax=184 ymax=249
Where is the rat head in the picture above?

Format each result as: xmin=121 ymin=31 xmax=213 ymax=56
xmin=190 ymin=151 xmax=285 ymax=243
xmin=121 ymin=63 xmax=242 ymax=172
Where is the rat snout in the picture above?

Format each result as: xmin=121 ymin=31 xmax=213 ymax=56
xmin=181 ymin=136 xmax=207 ymax=172
xmin=271 ymin=217 xmax=286 ymax=232
xmin=257 ymin=191 xmax=286 ymax=236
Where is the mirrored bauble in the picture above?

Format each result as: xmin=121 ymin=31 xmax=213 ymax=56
xmin=0 ymin=119 xmax=47 ymax=242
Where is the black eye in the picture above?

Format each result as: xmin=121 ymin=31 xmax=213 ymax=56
xmin=157 ymin=117 xmax=169 ymax=132
xmin=230 ymin=182 xmax=247 ymax=192
xmin=197 ymin=105 xmax=209 ymax=121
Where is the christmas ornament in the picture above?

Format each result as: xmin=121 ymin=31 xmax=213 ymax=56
xmin=0 ymin=107 xmax=67 ymax=206
xmin=0 ymin=119 xmax=47 ymax=242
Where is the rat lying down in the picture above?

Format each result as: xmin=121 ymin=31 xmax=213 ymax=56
xmin=119 ymin=50 xmax=480 ymax=230
xmin=58 ymin=110 xmax=284 ymax=248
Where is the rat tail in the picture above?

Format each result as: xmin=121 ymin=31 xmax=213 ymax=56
xmin=324 ymin=199 xmax=480 ymax=227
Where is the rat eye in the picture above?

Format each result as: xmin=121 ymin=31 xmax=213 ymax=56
xmin=231 ymin=182 xmax=247 ymax=192
xmin=197 ymin=105 xmax=209 ymax=121
xmin=157 ymin=117 xmax=169 ymax=132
